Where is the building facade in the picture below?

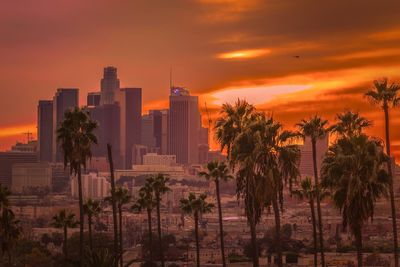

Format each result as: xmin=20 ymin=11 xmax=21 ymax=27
xmin=12 ymin=162 xmax=52 ymax=194
xmin=168 ymin=87 xmax=200 ymax=165
xmin=38 ymin=100 xmax=53 ymax=162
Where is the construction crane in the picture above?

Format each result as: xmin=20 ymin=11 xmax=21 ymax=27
xmin=22 ymin=131 xmax=33 ymax=143
xmin=204 ymin=102 xmax=212 ymax=145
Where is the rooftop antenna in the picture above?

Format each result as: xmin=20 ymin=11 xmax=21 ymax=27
xmin=169 ymin=67 xmax=173 ymax=89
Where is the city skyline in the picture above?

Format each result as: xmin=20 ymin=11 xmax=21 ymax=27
xmin=1 ymin=1 xmax=400 ymax=159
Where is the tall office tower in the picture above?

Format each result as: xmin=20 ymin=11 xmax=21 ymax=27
xmin=0 ymin=152 xmax=38 ymax=187
xmin=168 ymin=87 xmax=200 ymax=165
xmin=119 ymin=88 xmax=142 ymax=169
xmin=90 ymin=104 xmax=121 ymax=167
xmin=141 ymin=114 xmax=157 ymax=148
xmin=87 ymin=92 xmax=101 ymax=106
xmin=52 ymin=88 xmax=79 ymax=162
xmin=38 ymin=100 xmax=53 ymax=162
xmin=299 ymin=135 xmax=329 ymax=178
xmin=150 ymin=109 xmax=169 ymax=154
xmin=100 ymin=66 xmax=120 ymax=105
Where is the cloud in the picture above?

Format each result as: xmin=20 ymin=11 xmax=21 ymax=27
xmin=216 ymin=48 xmax=271 ymax=59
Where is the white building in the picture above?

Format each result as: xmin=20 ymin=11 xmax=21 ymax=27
xmin=71 ymin=172 xmax=110 ymax=199
xmin=142 ymin=153 xmax=176 ymax=166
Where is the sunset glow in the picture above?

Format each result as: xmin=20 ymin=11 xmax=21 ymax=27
xmin=1 ymin=0 xmax=400 ymax=158
xmin=217 ymin=48 xmax=271 ymax=59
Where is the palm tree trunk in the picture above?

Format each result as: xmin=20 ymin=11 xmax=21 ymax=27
xmin=355 ymin=228 xmax=363 ymax=267
xmin=272 ymin=197 xmax=283 ymax=267
xmin=194 ymin=212 xmax=200 ymax=267
xmin=310 ymin=198 xmax=318 ymax=267
xmin=118 ymin=205 xmax=123 ymax=267
xmin=215 ymin=180 xmax=227 ymax=267
xmin=249 ymin=196 xmax=260 ymax=267
xmin=107 ymin=144 xmax=119 ymax=267
xmin=384 ymin=106 xmax=399 ymax=267
xmin=64 ymin=226 xmax=68 ymax=260
xmin=7 ymin=250 xmax=11 ymax=265
xmin=77 ymin=166 xmax=84 ymax=267
xmin=312 ymin=140 xmax=325 ymax=267
xmin=156 ymin=198 xmax=165 ymax=267
xmin=88 ymin=215 xmax=93 ymax=252
xmin=147 ymin=208 xmax=153 ymax=264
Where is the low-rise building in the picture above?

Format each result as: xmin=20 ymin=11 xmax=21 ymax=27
xmin=12 ymin=162 xmax=52 ymax=194
xmin=71 ymin=172 xmax=110 ymax=199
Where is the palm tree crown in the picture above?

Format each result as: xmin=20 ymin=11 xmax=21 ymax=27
xmin=199 ymin=161 xmax=233 ymax=183
xmin=51 ymin=209 xmax=79 ymax=230
xmin=180 ymin=193 xmax=214 ymax=217
xmin=83 ymin=198 xmax=102 ymax=218
xmin=365 ymin=78 xmax=400 ymax=109
xmin=330 ymin=110 xmax=371 ymax=138
xmin=215 ymin=99 xmax=257 ymax=159
xmin=296 ymin=115 xmax=329 ymax=142
xmin=56 ymin=107 xmax=98 ymax=174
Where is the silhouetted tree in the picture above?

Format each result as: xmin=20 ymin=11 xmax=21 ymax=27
xmin=57 ymin=107 xmax=97 ymax=266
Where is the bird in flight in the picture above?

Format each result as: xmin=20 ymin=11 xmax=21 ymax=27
xmin=293 ymin=55 xmax=300 ymax=59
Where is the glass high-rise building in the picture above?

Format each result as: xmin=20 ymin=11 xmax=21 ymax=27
xmin=168 ymin=87 xmax=200 ymax=165
xmin=87 ymin=92 xmax=101 ymax=106
xmin=37 ymin=100 xmax=53 ymax=162
xmin=100 ymin=66 xmax=120 ymax=105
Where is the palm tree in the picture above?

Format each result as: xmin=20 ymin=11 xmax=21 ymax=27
xmin=151 ymin=174 xmax=170 ymax=267
xmin=83 ymin=198 xmax=102 ymax=252
xmin=57 ymin=107 xmax=97 ymax=265
xmin=321 ymin=134 xmax=390 ymax=267
xmin=0 ymin=184 xmax=11 ymax=212
xmin=180 ymin=193 xmax=214 ymax=267
xmin=199 ymin=161 xmax=232 ymax=267
xmin=292 ymin=177 xmax=319 ymax=267
xmin=114 ymin=186 xmax=131 ymax=267
xmin=330 ymin=110 xmax=371 ymax=138
xmin=297 ymin=115 xmax=329 ymax=266
xmin=365 ymin=78 xmax=400 ymax=267
xmin=132 ymin=182 xmax=155 ymax=264
xmin=0 ymin=208 xmax=21 ymax=264
xmin=215 ymin=99 xmax=261 ymax=267
xmin=233 ymin=115 xmax=300 ymax=267
xmin=51 ymin=209 xmax=78 ymax=260
xmin=107 ymin=144 xmax=119 ymax=267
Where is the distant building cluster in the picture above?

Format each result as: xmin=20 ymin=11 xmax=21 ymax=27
xmin=0 ymin=66 xmax=226 ymax=197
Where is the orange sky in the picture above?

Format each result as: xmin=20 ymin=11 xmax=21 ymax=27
xmin=1 ymin=0 xmax=400 ymax=158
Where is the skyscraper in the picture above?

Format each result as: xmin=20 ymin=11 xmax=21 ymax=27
xmin=299 ymin=135 xmax=329 ymax=178
xmin=150 ymin=109 xmax=169 ymax=154
xmin=38 ymin=100 xmax=53 ymax=162
xmin=90 ymin=103 xmax=121 ymax=166
xmin=85 ymin=68 xmax=142 ymax=169
xmin=168 ymin=86 xmax=200 ymax=165
xmin=52 ymin=88 xmax=79 ymax=162
xmin=119 ymin=88 xmax=142 ymax=169
xmin=100 ymin=66 xmax=120 ymax=105
xmin=87 ymin=92 xmax=101 ymax=106
xmin=141 ymin=114 xmax=157 ymax=148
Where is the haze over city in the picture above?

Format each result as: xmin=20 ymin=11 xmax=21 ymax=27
xmin=1 ymin=1 xmax=400 ymax=267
